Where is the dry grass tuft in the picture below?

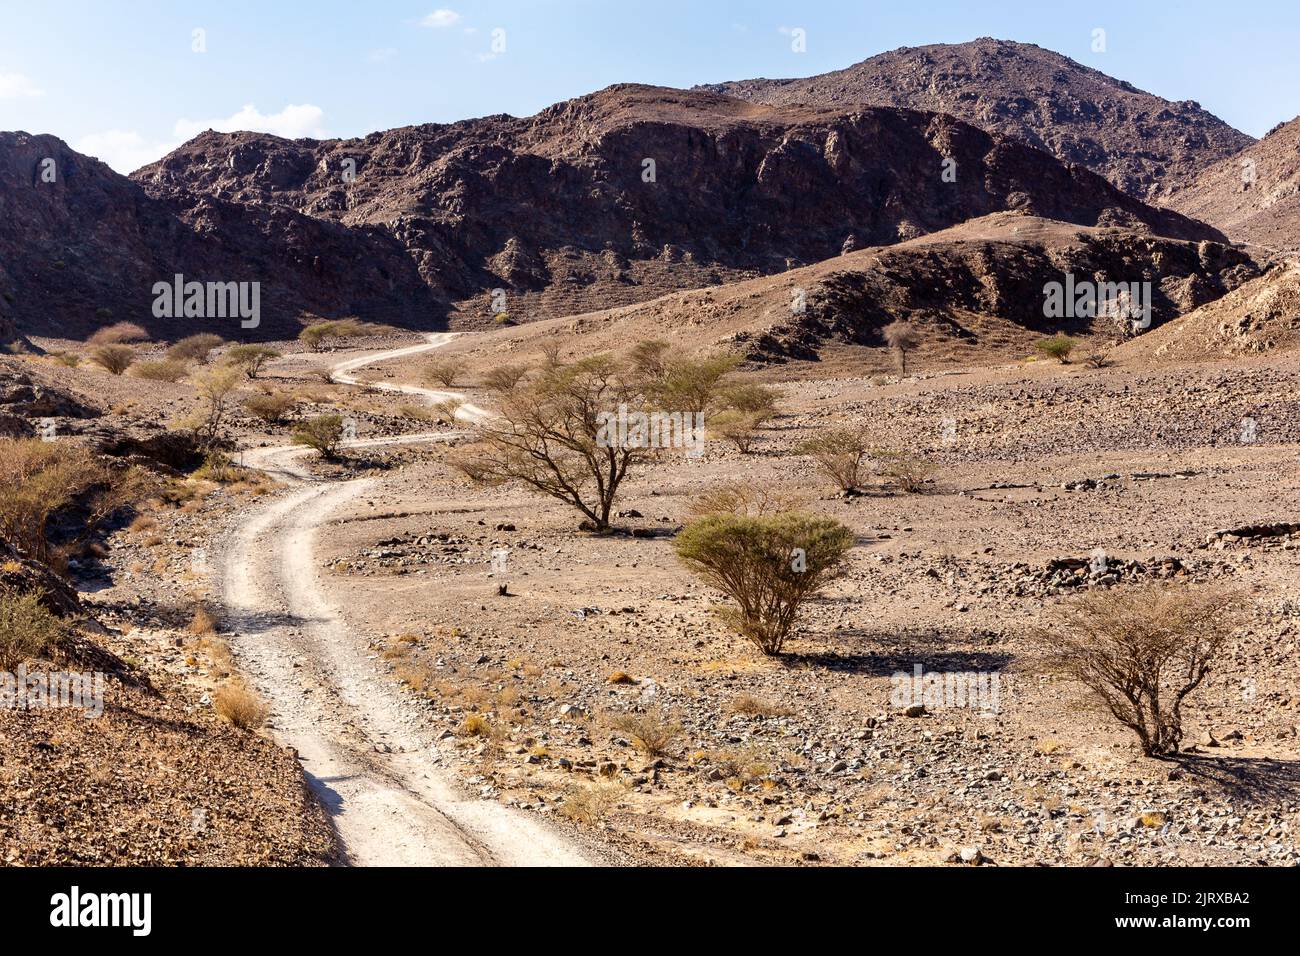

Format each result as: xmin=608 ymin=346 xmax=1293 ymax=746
xmin=213 ymin=683 xmax=269 ymax=731
xmin=609 ymin=709 xmax=681 ymax=757
xmin=559 ymin=780 xmax=625 ymax=825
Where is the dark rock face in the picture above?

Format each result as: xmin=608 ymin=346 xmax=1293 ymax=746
xmin=701 ymin=38 xmax=1254 ymax=201
xmin=0 ymin=535 xmax=82 ymax=618
xmin=0 ymin=131 xmax=441 ymax=341
xmin=3 ymin=83 xmax=1227 ymax=341
xmin=0 ymin=369 xmax=100 ymax=419
xmin=128 ymin=86 xmax=1220 ymax=329
xmin=754 ymin=221 xmax=1257 ymax=359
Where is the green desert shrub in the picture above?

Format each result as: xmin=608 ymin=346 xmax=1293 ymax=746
xmin=673 ymin=511 xmax=853 ymax=655
xmin=88 ymin=344 xmax=136 ymax=375
xmin=223 ymin=344 xmax=281 ymax=378
xmin=291 ymin=414 xmax=346 ymax=458
xmin=1034 ymin=334 xmax=1078 ymax=364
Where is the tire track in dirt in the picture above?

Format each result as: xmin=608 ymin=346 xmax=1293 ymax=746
xmin=219 ymin=333 xmax=593 ymax=867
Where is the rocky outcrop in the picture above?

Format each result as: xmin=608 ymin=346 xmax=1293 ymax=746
xmin=0 ymin=131 xmax=441 ymax=341
xmin=702 ymin=38 xmax=1253 ymax=201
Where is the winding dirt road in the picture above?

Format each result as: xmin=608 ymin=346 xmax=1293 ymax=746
xmin=220 ymin=333 xmax=593 ymax=866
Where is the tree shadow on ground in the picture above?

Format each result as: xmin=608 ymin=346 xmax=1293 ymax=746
xmin=782 ymin=623 xmax=1013 ymax=676
xmin=1171 ymin=753 xmax=1300 ymax=807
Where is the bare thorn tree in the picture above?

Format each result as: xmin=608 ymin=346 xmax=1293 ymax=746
xmin=451 ymin=354 xmax=652 ymax=531
xmin=882 ymin=319 xmax=921 ymax=374
xmin=1033 ymin=583 xmax=1246 ymax=757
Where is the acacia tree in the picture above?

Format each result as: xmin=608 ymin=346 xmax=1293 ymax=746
xmin=797 ymin=426 xmax=873 ymax=492
xmin=188 ymin=366 xmax=243 ymax=449
xmin=882 ymin=320 xmax=921 ymax=374
xmin=1033 ymin=584 xmax=1245 ymax=757
xmin=674 ymin=511 xmax=853 ymax=655
xmin=451 ymin=354 xmax=652 ymax=531
xmin=223 ymin=344 xmax=281 ymax=379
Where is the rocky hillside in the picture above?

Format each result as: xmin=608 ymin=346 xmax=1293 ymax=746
xmin=426 ymin=213 xmax=1258 ymax=365
xmin=701 ymin=39 xmax=1252 ymax=201
xmin=1167 ymin=117 xmax=1300 ymax=255
xmin=130 ymin=85 xmax=1222 ymax=332
xmin=0 ymin=132 xmax=438 ymax=342
xmin=3 ymin=83 xmax=1233 ymax=343
xmin=1117 ymin=262 xmax=1300 ymax=362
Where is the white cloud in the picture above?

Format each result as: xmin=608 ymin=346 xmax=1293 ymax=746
xmin=420 ymin=9 xmax=461 ymax=29
xmin=75 ymin=130 xmax=179 ymax=174
xmin=0 ymin=72 xmax=43 ymax=99
xmin=172 ymin=103 xmax=328 ymax=141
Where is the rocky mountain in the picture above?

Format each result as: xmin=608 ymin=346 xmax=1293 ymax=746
xmin=0 ymin=132 xmax=438 ymax=341
xmin=701 ymin=38 xmax=1253 ymax=201
xmin=1166 ymin=117 xmax=1300 ymax=255
xmin=130 ymin=85 xmax=1220 ymax=330
xmin=3 ymin=83 xmax=1229 ymax=343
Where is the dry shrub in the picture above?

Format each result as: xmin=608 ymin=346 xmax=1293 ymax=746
xmin=191 ymin=633 xmax=235 ymax=677
xmin=127 ymin=515 xmax=158 ymax=534
xmin=0 ymin=438 xmax=145 ymax=564
xmin=559 ymin=780 xmax=625 ymax=825
xmin=458 ymin=713 xmax=494 ymax=738
xmin=131 ymin=359 xmax=189 ymax=383
xmin=797 ymin=426 xmax=872 ymax=492
xmin=187 ymin=604 xmax=220 ymax=637
xmin=874 ymin=449 xmax=934 ymax=493
xmin=396 ymin=403 xmax=437 ymax=422
xmin=1081 ymin=346 xmax=1113 ymax=369
xmin=481 ymin=364 xmax=529 ymax=394
xmin=394 ymin=661 xmax=437 ymax=696
xmin=688 ymin=482 xmax=806 ymax=519
xmin=431 ymin=398 xmax=465 ymax=425
xmin=297 ymin=318 xmax=388 ymax=350
xmin=705 ymin=745 xmax=771 ymax=786
xmin=193 ymin=452 xmax=254 ymax=484
xmin=213 ymin=682 xmax=269 ymax=731
xmin=88 ymin=344 xmax=136 ymax=375
xmin=709 ymin=410 xmax=763 ymax=453
xmin=181 ymin=365 xmax=244 ymax=448
xmin=609 ymin=709 xmax=681 ymax=757
xmin=165 ymin=333 xmax=225 ymax=364
xmin=882 ymin=319 xmax=921 ymax=373
xmin=0 ymin=585 xmax=64 ymax=670
xmin=424 ymin=358 xmax=464 ymax=388
xmin=88 ymin=321 xmax=149 ymax=346
xmin=1033 ymin=583 xmax=1246 ymax=756
xmin=673 ymin=511 xmax=853 ymax=655
xmin=243 ymin=391 xmax=296 ymax=424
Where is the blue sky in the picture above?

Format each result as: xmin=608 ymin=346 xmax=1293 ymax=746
xmin=2 ymin=0 xmax=1297 ymax=173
